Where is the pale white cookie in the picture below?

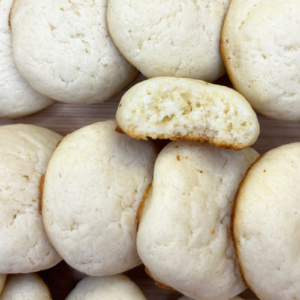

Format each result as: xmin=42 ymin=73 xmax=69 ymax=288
xmin=0 ymin=274 xmax=52 ymax=300
xmin=0 ymin=0 xmax=53 ymax=118
xmin=43 ymin=121 xmax=157 ymax=276
xmin=137 ymin=142 xmax=259 ymax=300
xmin=0 ymin=124 xmax=62 ymax=273
xmin=0 ymin=275 xmax=6 ymax=296
xmin=234 ymin=143 xmax=300 ymax=300
xmin=221 ymin=0 xmax=300 ymax=121
xmin=11 ymin=0 xmax=138 ymax=104
xmin=178 ymin=296 xmax=245 ymax=300
xmin=66 ymin=275 xmax=146 ymax=300
xmin=116 ymin=77 xmax=259 ymax=150
xmin=108 ymin=0 xmax=229 ymax=82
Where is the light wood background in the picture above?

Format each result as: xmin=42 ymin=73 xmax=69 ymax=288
xmin=2 ymin=73 xmax=299 ymax=299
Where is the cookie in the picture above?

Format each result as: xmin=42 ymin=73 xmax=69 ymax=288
xmin=10 ymin=0 xmax=138 ymax=104
xmin=0 ymin=275 xmax=6 ymax=296
xmin=221 ymin=0 xmax=300 ymax=121
xmin=179 ymin=296 xmax=245 ymax=300
xmin=42 ymin=121 xmax=157 ymax=276
xmin=137 ymin=142 xmax=259 ymax=300
xmin=116 ymin=77 xmax=259 ymax=150
xmin=66 ymin=275 xmax=146 ymax=300
xmin=0 ymin=124 xmax=62 ymax=273
xmin=108 ymin=0 xmax=229 ymax=82
xmin=233 ymin=143 xmax=300 ymax=300
xmin=0 ymin=274 xmax=52 ymax=300
xmin=0 ymin=0 xmax=54 ymax=118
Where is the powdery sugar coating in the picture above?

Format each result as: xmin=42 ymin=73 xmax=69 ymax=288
xmin=0 ymin=274 xmax=52 ymax=300
xmin=0 ymin=125 xmax=62 ymax=273
xmin=66 ymin=275 xmax=146 ymax=300
xmin=116 ymin=77 xmax=259 ymax=150
xmin=11 ymin=0 xmax=138 ymax=104
xmin=137 ymin=142 xmax=259 ymax=300
xmin=221 ymin=0 xmax=300 ymax=121
xmin=43 ymin=121 xmax=157 ymax=276
xmin=0 ymin=0 xmax=53 ymax=118
xmin=108 ymin=0 xmax=229 ymax=82
xmin=178 ymin=296 xmax=245 ymax=300
xmin=234 ymin=143 xmax=300 ymax=300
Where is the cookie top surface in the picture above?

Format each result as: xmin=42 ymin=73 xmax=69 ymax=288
xmin=0 ymin=124 xmax=62 ymax=273
xmin=42 ymin=121 xmax=157 ymax=276
xmin=108 ymin=0 xmax=229 ymax=82
xmin=116 ymin=77 xmax=259 ymax=150
xmin=0 ymin=275 xmax=6 ymax=296
xmin=137 ymin=141 xmax=259 ymax=300
xmin=234 ymin=143 xmax=300 ymax=300
xmin=66 ymin=275 xmax=146 ymax=300
xmin=10 ymin=0 xmax=138 ymax=104
xmin=221 ymin=0 xmax=300 ymax=121
xmin=0 ymin=274 xmax=52 ymax=300
xmin=0 ymin=0 xmax=54 ymax=118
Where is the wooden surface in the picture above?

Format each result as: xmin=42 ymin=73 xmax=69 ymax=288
xmin=2 ymin=73 xmax=300 ymax=299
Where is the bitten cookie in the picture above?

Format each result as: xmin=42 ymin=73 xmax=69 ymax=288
xmin=0 ymin=275 xmax=6 ymax=296
xmin=233 ymin=143 xmax=300 ymax=300
xmin=108 ymin=0 xmax=229 ymax=82
xmin=10 ymin=0 xmax=138 ymax=104
xmin=42 ymin=121 xmax=157 ymax=276
xmin=116 ymin=77 xmax=259 ymax=150
xmin=0 ymin=124 xmax=62 ymax=273
xmin=0 ymin=0 xmax=53 ymax=118
xmin=221 ymin=0 xmax=300 ymax=121
xmin=66 ymin=275 xmax=146 ymax=300
xmin=137 ymin=142 xmax=259 ymax=300
xmin=0 ymin=274 xmax=52 ymax=300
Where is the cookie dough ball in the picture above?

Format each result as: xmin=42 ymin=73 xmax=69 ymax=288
xmin=137 ymin=142 xmax=259 ymax=300
xmin=11 ymin=0 xmax=138 ymax=104
xmin=0 ymin=275 xmax=6 ymax=296
xmin=43 ymin=121 xmax=157 ymax=276
xmin=0 ymin=274 xmax=52 ymax=300
xmin=66 ymin=275 xmax=146 ymax=300
xmin=116 ymin=77 xmax=260 ymax=150
xmin=179 ymin=296 xmax=245 ymax=300
xmin=0 ymin=0 xmax=54 ymax=118
xmin=233 ymin=143 xmax=300 ymax=300
xmin=221 ymin=0 xmax=300 ymax=121
xmin=0 ymin=124 xmax=62 ymax=273
xmin=108 ymin=0 xmax=229 ymax=82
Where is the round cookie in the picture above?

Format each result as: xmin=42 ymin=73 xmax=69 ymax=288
xmin=42 ymin=121 xmax=157 ymax=276
xmin=221 ymin=0 xmax=300 ymax=121
xmin=0 ymin=275 xmax=6 ymax=296
xmin=0 ymin=124 xmax=62 ymax=273
xmin=179 ymin=297 xmax=245 ymax=300
xmin=0 ymin=0 xmax=54 ymax=118
xmin=137 ymin=142 xmax=259 ymax=300
xmin=233 ymin=143 xmax=300 ymax=300
xmin=0 ymin=274 xmax=52 ymax=300
xmin=66 ymin=275 xmax=146 ymax=300
xmin=116 ymin=77 xmax=260 ymax=150
xmin=10 ymin=0 xmax=138 ymax=104
xmin=108 ymin=0 xmax=230 ymax=82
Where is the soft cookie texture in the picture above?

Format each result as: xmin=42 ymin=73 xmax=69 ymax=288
xmin=66 ymin=275 xmax=146 ymax=300
xmin=10 ymin=0 xmax=138 ymax=104
xmin=137 ymin=142 xmax=259 ymax=300
xmin=42 ymin=121 xmax=157 ymax=276
xmin=0 ymin=275 xmax=6 ymax=296
xmin=116 ymin=77 xmax=259 ymax=150
xmin=0 ymin=274 xmax=52 ymax=300
xmin=108 ymin=0 xmax=229 ymax=82
xmin=0 ymin=0 xmax=54 ymax=118
xmin=233 ymin=143 xmax=300 ymax=300
xmin=221 ymin=0 xmax=300 ymax=121
xmin=0 ymin=124 xmax=62 ymax=273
